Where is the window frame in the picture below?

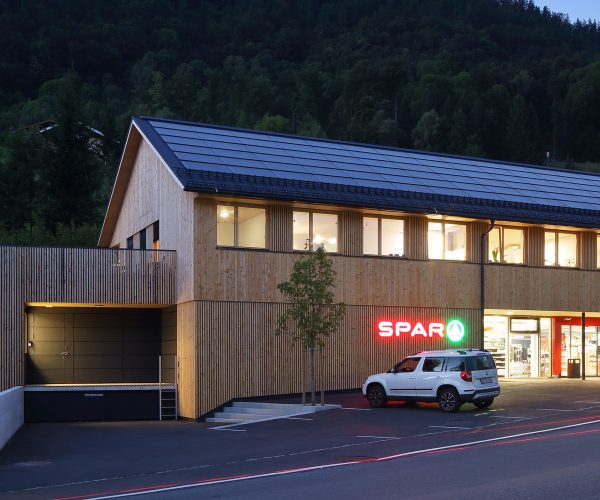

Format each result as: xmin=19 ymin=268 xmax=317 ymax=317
xmin=217 ymin=203 xmax=267 ymax=249
xmin=544 ymin=229 xmax=579 ymax=268
xmin=362 ymin=215 xmax=405 ymax=257
xmin=292 ymin=209 xmax=339 ymax=253
xmin=488 ymin=225 xmax=525 ymax=265
xmin=427 ymin=221 xmax=467 ymax=261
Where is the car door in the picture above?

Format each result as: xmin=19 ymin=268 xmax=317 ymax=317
xmin=385 ymin=357 xmax=421 ymax=397
xmin=414 ymin=357 xmax=445 ymax=399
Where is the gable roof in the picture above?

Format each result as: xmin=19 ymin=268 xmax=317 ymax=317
xmin=101 ymin=116 xmax=600 ymax=246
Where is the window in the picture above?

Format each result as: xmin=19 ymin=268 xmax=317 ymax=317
xmin=428 ymin=222 xmax=466 ymax=260
xmin=126 ymin=236 xmax=133 ymax=249
xmin=139 ymin=228 xmax=146 ymax=250
xmin=393 ymin=357 xmax=421 ymax=373
xmin=422 ymin=358 xmax=444 ymax=372
xmin=293 ymin=211 xmax=338 ymax=252
xmin=153 ymin=221 xmax=160 ymax=250
xmin=488 ymin=227 xmax=524 ymax=264
xmin=466 ymin=355 xmax=495 ymax=371
xmin=445 ymin=357 xmax=466 ymax=372
xmin=544 ymin=231 xmax=577 ymax=267
xmin=363 ymin=217 xmax=404 ymax=256
xmin=217 ymin=205 xmax=266 ymax=248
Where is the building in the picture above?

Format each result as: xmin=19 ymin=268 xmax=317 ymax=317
xmin=3 ymin=116 xmax=600 ymax=439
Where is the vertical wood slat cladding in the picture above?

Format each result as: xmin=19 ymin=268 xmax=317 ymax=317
xmin=268 ymin=205 xmax=292 ymax=252
xmin=469 ymin=222 xmax=489 ymax=263
xmin=527 ymin=227 xmax=545 ymax=266
xmin=0 ymin=246 xmax=176 ymax=392
xmin=195 ymin=301 xmax=480 ymax=417
xmin=109 ymin=140 xmax=197 ymax=304
xmin=580 ymin=232 xmax=597 ymax=270
xmin=405 ymin=216 xmax=428 ymax=260
xmin=339 ymin=211 xmax=362 ymax=256
xmin=176 ymin=302 xmax=198 ymax=419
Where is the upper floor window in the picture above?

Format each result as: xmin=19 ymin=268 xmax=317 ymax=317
xmin=217 ymin=205 xmax=266 ymax=248
xmin=293 ymin=211 xmax=338 ymax=252
xmin=544 ymin=230 xmax=577 ymax=267
xmin=428 ymin=222 xmax=466 ymax=260
xmin=363 ymin=217 xmax=404 ymax=256
xmin=488 ymin=227 xmax=524 ymax=264
xmin=126 ymin=236 xmax=133 ymax=249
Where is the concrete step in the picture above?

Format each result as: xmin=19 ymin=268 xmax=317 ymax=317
xmin=223 ymin=406 xmax=292 ymax=415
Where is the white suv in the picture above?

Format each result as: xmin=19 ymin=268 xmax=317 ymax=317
xmin=362 ymin=349 xmax=500 ymax=412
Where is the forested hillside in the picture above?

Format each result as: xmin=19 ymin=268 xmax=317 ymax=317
xmin=2 ymin=0 xmax=600 ymax=245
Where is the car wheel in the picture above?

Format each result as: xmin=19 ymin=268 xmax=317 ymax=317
xmin=473 ymin=398 xmax=494 ymax=409
xmin=366 ymin=384 xmax=388 ymax=408
xmin=438 ymin=387 xmax=462 ymax=413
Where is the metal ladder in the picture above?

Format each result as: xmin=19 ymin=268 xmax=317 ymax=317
xmin=159 ymin=355 xmax=178 ymax=421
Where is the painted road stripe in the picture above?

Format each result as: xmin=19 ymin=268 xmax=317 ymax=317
xmin=285 ymin=417 xmax=313 ymax=421
xmin=356 ymin=435 xmax=401 ymax=439
xmin=538 ymin=408 xmax=574 ymax=412
xmin=489 ymin=416 xmax=531 ymax=420
xmin=81 ymin=418 xmax=600 ymax=499
xmin=341 ymin=407 xmax=372 ymax=411
xmin=428 ymin=425 xmax=471 ymax=430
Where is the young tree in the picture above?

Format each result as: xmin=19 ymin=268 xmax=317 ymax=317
xmin=276 ymin=247 xmax=346 ymax=405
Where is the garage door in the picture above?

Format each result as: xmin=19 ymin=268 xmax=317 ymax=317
xmin=26 ymin=308 xmax=161 ymax=384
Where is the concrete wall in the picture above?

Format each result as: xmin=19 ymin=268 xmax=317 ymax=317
xmin=0 ymin=386 xmax=23 ymax=450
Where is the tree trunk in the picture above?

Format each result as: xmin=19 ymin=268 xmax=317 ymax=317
xmin=309 ymin=346 xmax=316 ymax=405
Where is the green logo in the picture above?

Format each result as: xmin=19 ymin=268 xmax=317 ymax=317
xmin=446 ymin=320 xmax=465 ymax=343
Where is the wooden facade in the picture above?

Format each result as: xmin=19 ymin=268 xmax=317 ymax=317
xmin=0 ymin=246 xmax=176 ymax=392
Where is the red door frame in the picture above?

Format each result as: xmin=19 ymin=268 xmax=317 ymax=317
xmin=551 ymin=317 xmax=600 ymax=376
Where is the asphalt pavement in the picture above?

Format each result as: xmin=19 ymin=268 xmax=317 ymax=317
xmin=2 ymin=379 xmax=600 ymax=499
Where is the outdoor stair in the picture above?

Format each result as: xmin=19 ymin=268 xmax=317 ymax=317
xmin=205 ymin=401 xmax=341 ymax=424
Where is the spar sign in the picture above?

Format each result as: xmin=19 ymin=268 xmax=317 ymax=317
xmin=377 ymin=319 xmax=466 ymax=343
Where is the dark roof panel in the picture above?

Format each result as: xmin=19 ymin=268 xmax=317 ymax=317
xmin=134 ymin=116 xmax=600 ymax=228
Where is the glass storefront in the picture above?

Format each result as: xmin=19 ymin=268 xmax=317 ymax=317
xmin=560 ymin=326 xmax=600 ymax=377
xmin=484 ymin=316 xmax=551 ymax=378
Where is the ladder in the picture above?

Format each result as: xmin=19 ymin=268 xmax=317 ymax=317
xmin=159 ymin=355 xmax=178 ymax=421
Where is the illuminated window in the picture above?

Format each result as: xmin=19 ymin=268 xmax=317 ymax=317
xmin=544 ymin=231 xmax=577 ymax=267
xmin=488 ymin=227 xmax=524 ymax=264
xmin=217 ymin=205 xmax=266 ymax=248
xmin=293 ymin=211 xmax=338 ymax=252
xmin=152 ymin=221 xmax=160 ymax=250
xmin=363 ymin=217 xmax=404 ymax=256
xmin=428 ymin=222 xmax=466 ymax=260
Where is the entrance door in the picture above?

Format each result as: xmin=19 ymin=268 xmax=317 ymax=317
xmin=509 ymin=334 xmax=538 ymax=377
xmin=27 ymin=312 xmax=74 ymax=384
xmin=584 ymin=328 xmax=598 ymax=377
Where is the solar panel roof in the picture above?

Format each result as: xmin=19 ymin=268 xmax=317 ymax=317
xmin=133 ymin=116 xmax=600 ymax=228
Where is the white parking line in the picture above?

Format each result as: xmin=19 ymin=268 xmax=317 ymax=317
xmin=428 ymin=425 xmax=471 ymax=430
xmin=342 ymin=407 xmax=372 ymax=411
xmin=356 ymin=435 xmax=401 ymax=440
xmin=286 ymin=417 xmax=313 ymax=420
xmin=538 ymin=408 xmax=575 ymax=412
xmin=489 ymin=416 xmax=531 ymax=420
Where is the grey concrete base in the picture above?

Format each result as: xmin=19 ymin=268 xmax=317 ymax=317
xmin=206 ymin=401 xmax=341 ymax=424
xmin=0 ymin=386 xmax=23 ymax=450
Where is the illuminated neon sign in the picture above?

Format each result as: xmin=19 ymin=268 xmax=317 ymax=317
xmin=377 ymin=319 xmax=466 ymax=343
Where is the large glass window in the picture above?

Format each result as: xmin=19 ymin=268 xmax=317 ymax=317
xmin=293 ymin=211 xmax=338 ymax=252
xmin=363 ymin=217 xmax=404 ymax=256
xmin=217 ymin=205 xmax=266 ymax=248
xmin=428 ymin=222 xmax=466 ymax=260
xmin=544 ymin=231 xmax=577 ymax=267
xmin=488 ymin=227 xmax=524 ymax=264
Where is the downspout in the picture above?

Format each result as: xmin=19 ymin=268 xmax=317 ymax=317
xmin=480 ymin=219 xmax=496 ymax=348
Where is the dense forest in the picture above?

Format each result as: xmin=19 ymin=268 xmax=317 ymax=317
xmin=2 ymin=0 xmax=600 ymax=246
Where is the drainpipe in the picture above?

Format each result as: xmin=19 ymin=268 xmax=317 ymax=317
xmin=480 ymin=219 xmax=496 ymax=348
xmin=582 ymin=312 xmax=586 ymax=381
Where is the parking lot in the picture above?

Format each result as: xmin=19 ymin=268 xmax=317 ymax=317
xmin=2 ymin=379 xmax=600 ymax=499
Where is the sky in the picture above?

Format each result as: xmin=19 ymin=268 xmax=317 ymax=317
xmin=532 ymin=1 xmax=600 ymax=23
